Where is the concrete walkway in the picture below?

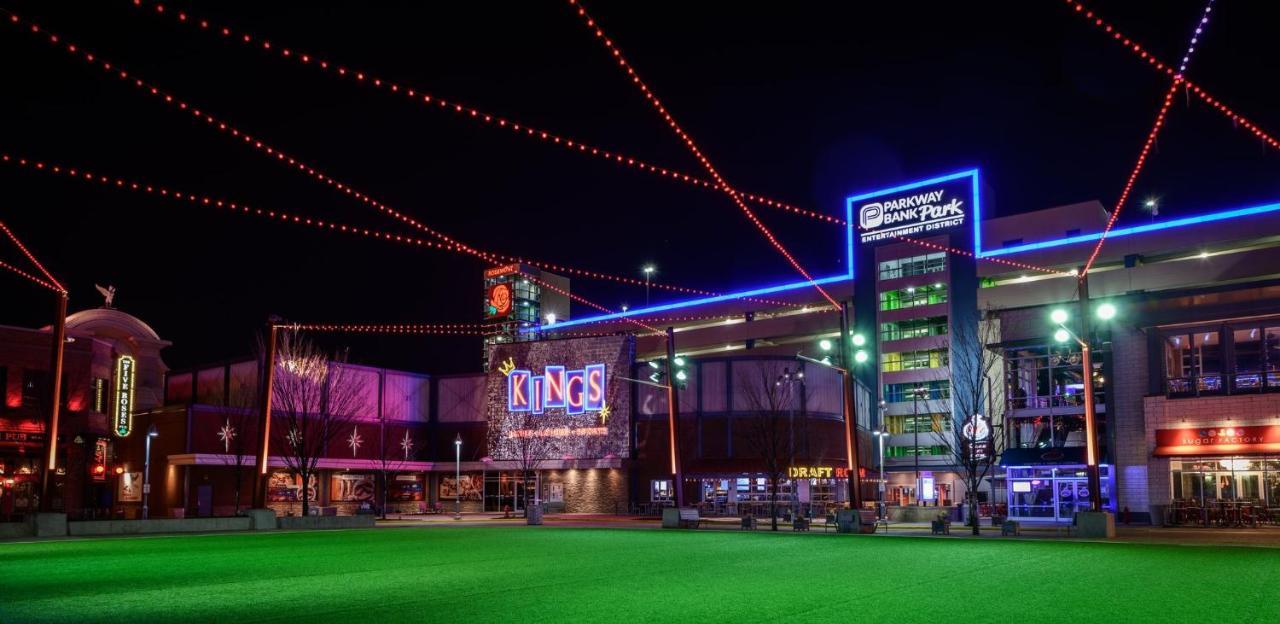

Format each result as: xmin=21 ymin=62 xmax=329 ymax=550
xmin=373 ymin=513 xmax=1280 ymax=547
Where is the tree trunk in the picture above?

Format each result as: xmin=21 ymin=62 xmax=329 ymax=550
xmin=300 ymin=471 xmax=310 ymax=517
xmin=769 ymin=477 xmax=778 ymax=531
xmin=969 ymin=497 xmax=980 ymax=536
xmin=380 ymin=472 xmax=388 ymax=520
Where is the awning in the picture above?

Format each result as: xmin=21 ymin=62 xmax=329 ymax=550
xmin=999 ymin=447 xmax=1088 ymax=466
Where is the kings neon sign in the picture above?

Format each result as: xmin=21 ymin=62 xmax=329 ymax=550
xmin=508 ymin=363 xmax=606 ymax=415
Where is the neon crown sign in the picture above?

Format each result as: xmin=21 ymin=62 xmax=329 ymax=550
xmin=507 ymin=363 xmax=607 ymax=415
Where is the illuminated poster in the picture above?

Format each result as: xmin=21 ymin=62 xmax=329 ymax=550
xmin=330 ymin=473 xmax=375 ymax=502
xmin=439 ymin=474 xmax=482 ymax=501
xmin=266 ymin=471 xmax=317 ymax=502
xmin=391 ymin=474 xmax=424 ymax=501
xmin=485 ymin=335 xmax=634 ymax=461
xmin=118 ymin=472 xmax=143 ymax=502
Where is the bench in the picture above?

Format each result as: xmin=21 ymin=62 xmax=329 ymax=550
xmin=678 ymin=508 xmax=700 ymax=529
xmin=792 ymin=517 xmax=810 ymax=531
xmin=930 ymin=518 xmax=951 ymax=535
xmin=741 ymin=515 xmax=757 ymax=530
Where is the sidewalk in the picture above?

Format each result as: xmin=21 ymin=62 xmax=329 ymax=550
xmin=373 ymin=513 xmax=1280 ymax=547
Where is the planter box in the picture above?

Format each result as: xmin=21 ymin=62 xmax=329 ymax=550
xmin=277 ymin=515 xmax=375 ymax=531
xmin=68 ymin=517 xmax=251 ymax=537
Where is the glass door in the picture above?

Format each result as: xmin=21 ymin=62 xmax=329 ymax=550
xmin=1055 ymin=479 xmax=1092 ymax=522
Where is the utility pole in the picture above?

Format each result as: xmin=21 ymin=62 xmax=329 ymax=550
xmin=38 ymin=291 xmax=68 ymax=512
xmin=252 ymin=320 xmax=280 ymax=509
xmin=665 ymin=326 xmax=684 ymax=507
xmin=1077 ymin=270 xmax=1103 ymax=511
xmin=913 ymin=386 xmax=921 ymax=505
xmin=838 ymin=301 xmax=864 ymax=510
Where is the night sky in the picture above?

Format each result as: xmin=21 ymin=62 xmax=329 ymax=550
xmin=2 ymin=1 xmax=1278 ymax=374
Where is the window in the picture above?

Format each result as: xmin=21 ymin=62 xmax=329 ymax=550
xmin=882 ymin=349 xmax=948 ymax=372
xmin=650 ymin=479 xmax=673 ymax=503
xmin=1234 ymin=328 xmax=1264 ymax=392
xmin=883 ymin=413 xmax=951 ymax=434
xmin=878 ymin=283 xmax=948 ymax=311
xmin=881 ymin=316 xmax=949 ymax=342
xmin=886 ymin=445 xmax=947 ymax=458
xmin=1007 ymin=414 xmax=1086 ymax=449
xmin=883 ymin=381 xmax=949 ymax=403
xmin=1163 ymin=329 xmax=1222 ymax=396
xmin=878 ymin=253 xmax=945 ymax=281
xmin=1005 ymin=344 xmax=1104 ymax=409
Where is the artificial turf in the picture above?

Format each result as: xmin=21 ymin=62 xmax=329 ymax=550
xmin=1 ymin=527 xmax=1278 ymax=623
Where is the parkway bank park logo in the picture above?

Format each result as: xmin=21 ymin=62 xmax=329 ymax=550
xmin=858 ymin=186 xmax=966 ymax=244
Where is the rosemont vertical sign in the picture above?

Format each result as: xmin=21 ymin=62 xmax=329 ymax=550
xmin=114 ymin=355 xmax=136 ymax=437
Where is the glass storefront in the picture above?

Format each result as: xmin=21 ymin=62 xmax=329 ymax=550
xmin=1006 ymin=465 xmax=1113 ymax=522
xmin=692 ymin=476 xmax=848 ymax=516
xmin=1170 ymin=457 xmax=1280 ymax=506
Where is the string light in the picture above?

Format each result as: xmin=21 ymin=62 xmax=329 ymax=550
xmin=1080 ymin=0 xmax=1215 ymax=278
xmin=118 ymin=2 xmax=1068 ymax=280
xmin=1080 ymin=82 xmax=1180 ymax=278
xmin=565 ymin=0 xmax=841 ymax=310
xmin=286 ymin=323 xmax=496 ymax=336
xmin=525 ymin=273 xmax=662 ymax=335
xmin=0 ymin=151 xmax=676 ymax=338
xmin=1 ymin=12 xmax=815 ymax=307
xmin=0 ymin=257 xmax=63 ymax=293
xmin=0 ymin=219 xmax=65 ymax=292
xmin=1062 ymin=1 xmax=1280 ymax=152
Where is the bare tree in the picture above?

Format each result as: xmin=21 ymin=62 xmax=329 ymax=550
xmin=374 ymin=397 xmax=413 ymax=520
xmin=487 ymin=410 xmax=567 ymax=519
xmin=217 ymin=362 xmax=259 ymax=515
xmin=942 ymin=308 xmax=1007 ymax=535
xmin=270 ymin=331 xmax=365 ymax=517
xmin=737 ymin=360 xmax=804 ymax=531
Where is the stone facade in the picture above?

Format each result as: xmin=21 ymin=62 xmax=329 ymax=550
xmin=541 ymin=467 xmax=628 ymax=514
xmin=1110 ymin=325 xmax=1150 ymax=515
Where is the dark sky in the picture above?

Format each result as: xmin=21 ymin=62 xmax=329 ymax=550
xmin=2 ymin=1 xmax=1278 ymax=374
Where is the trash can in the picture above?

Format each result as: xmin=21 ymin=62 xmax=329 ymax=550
xmin=527 ymin=504 xmax=544 ymax=525
xmin=835 ymin=509 xmax=857 ymax=533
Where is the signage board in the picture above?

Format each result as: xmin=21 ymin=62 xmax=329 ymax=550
xmin=484 ymin=263 xmax=521 ymax=279
xmin=485 ymin=282 xmax=514 ymax=319
xmin=853 ymin=174 xmax=975 ymax=245
xmin=486 ymin=335 xmax=634 ymax=461
xmin=1153 ymin=425 xmax=1280 ymax=456
xmin=787 ymin=466 xmax=850 ymax=479
xmin=114 ymin=355 xmax=136 ymax=437
xmin=919 ymin=477 xmax=937 ymax=501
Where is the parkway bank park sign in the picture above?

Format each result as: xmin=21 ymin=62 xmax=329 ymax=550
xmin=854 ymin=174 xmax=974 ymax=245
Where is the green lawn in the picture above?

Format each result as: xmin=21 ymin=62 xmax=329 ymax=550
xmin=2 ymin=527 xmax=1278 ymax=623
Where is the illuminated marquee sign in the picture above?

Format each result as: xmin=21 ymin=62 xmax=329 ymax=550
xmin=1154 ymin=425 xmax=1280 ymax=456
xmin=787 ymin=466 xmax=849 ymax=479
xmin=507 ymin=363 xmax=606 ymax=415
xmin=854 ymin=174 xmax=975 ymax=245
xmin=114 ymin=355 xmax=136 ymax=437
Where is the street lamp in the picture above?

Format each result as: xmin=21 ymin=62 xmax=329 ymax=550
xmin=454 ymin=434 xmax=462 ymax=520
xmin=142 ymin=424 xmax=158 ymax=520
xmin=1050 ymin=302 xmax=1118 ymax=512
xmin=642 ymin=265 xmax=656 ymax=306
xmin=872 ymin=428 xmax=887 ymax=519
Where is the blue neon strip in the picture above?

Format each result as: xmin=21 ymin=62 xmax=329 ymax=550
xmin=843 ymin=168 xmax=980 ymax=205
xmin=525 ymin=273 xmax=852 ymax=332
xmin=978 ymin=200 xmax=1280 ymax=258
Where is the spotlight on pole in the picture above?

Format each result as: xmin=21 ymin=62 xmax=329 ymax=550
xmin=1096 ymin=302 xmax=1117 ymax=321
xmin=1054 ymin=328 xmax=1071 ymax=343
xmin=1050 ymin=309 xmax=1069 ymax=325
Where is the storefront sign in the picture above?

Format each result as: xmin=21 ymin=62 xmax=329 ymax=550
xmin=114 ymin=355 xmax=136 ymax=437
xmin=484 ymin=263 xmax=520 ymax=279
xmin=855 ymin=176 xmax=971 ymax=244
xmin=92 ymin=438 xmax=109 ymax=482
xmin=0 ymin=431 xmax=45 ymax=446
xmin=787 ymin=466 xmax=849 ymax=479
xmin=506 ymin=363 xmax=606 ymax=415
xmin=1154 ymin=425 xmax=1280 ymax=456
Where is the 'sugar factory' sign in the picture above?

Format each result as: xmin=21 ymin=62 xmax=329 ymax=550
xmin=856 ymin=176 xmax=971 ymax=244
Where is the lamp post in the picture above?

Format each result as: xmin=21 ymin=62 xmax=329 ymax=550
xmin=642 ymin=265 xmax=656 ymax=306
xmin=912 ymin=385 xmax=924 ymax=505
xmin=142 ymin=424 xmax=158 ymax=520
xmin=454 ymin=434 xmax=462 ymax=520
xmin=1050 ymin=299 xmax=1117 ymax=512
xmin=873 ymin=429 xmax=887 ymax=519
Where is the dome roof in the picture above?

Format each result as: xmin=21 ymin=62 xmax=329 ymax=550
xmin=62 ymin=307 xmax=167 ymax=344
